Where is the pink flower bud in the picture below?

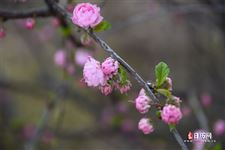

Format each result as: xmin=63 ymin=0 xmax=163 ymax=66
xmin=51 ymin=18 xmax=60 ymax=27
xmin=101 ymin=57 xmax=119 ymax=79
xmin=99 ymin=84 xmax=112 ymax=96
xmin=0 ymin=28 xmax=6 ymax=40
xmin=138 ymin=118 xmax=154 ymax=134
xmin=161 ymin=104 xmax=182 ymax=125
xmin=200 ymin=93 xmax=212 ymax=107
xmin=135 ymin=89 xmax=152 ymax=114
xmin=213 ymin=119 xmax=225 ymax=136
xmin=54 ymin=50 xmax=67 ymax=67
xmin=75 ymin=49 xmax=91 ymax=66
xmin=71 ymin=3 xmax=103 ymax=28
xmin=115 ymin=81 xmax=132 ymax=94
xmin=83 ymin=57 xmax=105 ymax=87
xmin=67 ymin=4 xmax=74 ymax=13
xmin=25 ymin=18 xmax=35 ymax=30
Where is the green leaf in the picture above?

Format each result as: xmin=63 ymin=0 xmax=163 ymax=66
xmin=93 ymin=20 xmax=111 ymax=32
xmin=155 ymin=110 xmax=161 ymax=118
xmin=155 ymin=62 xmax=170 ymax=87
xmin=157 ymin=89 xmax=171 ymax=98
xmin=118 ymin=66 xmax=128 ymax=85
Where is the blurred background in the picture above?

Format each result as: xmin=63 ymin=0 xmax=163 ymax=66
xmin=0 ymin=0 xmax=225 ymax=149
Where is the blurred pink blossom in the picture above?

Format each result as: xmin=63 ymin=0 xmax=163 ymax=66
xmin=161 ymin=104 xmax=182 ymax=125
xmin=75 ymin=49 xmax=91 ymax=66
xmin=200 ymin=93 xmax=212 ymax=107
xmin=25 ymin=18 xmax=35 ymax=30
xmin=213 ymin=119 xmax=225 ymax=136
xmin=54 ymin=50 xmax=67 ymax=67
xmin=0 ymin=28 xmax=6 ymax=40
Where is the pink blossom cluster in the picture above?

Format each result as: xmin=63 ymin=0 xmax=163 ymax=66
xmin=161 ymin=104 xmax=182 ymax=125
xmin=71 ymin=3 xmax=103 ymax=28
xmin=138 ymin=118 xmax=154 ymax=134
xmin=135 ymin=88 xmax=152 ymax=114
xmin=83 ymin=56 xmax=131 ymax=95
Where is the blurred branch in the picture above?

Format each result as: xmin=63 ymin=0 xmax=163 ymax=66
xmin=0 ymin=7 xmax=51 ymax=20
xmin=44 ymin=0 xmax=189 ymax=149
xmin=189 ymin=91 xmax=209 ymax=131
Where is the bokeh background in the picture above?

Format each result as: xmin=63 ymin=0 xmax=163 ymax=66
xmin=0 ymin=0 xmax=224 ymax=149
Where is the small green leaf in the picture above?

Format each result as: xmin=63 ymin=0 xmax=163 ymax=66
xmin=157 ymin=89 xmax=171 ymax=97
xmin=169 ymin=124 xmax=176 ymax=131
xmin=60 ymin=26 xmax=72 ymax=37
xmin=155 ymin=62 xmax=170 ymax=87
xmin=118 ymin=66 xmax=128 ymax=85
xmin=93 ymin=20 xmax=111 ymax=32
xmin=155 ymin=110 xmax=161 ymax=118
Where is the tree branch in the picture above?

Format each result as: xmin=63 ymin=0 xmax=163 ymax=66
xmin=44 ymin=0 xmax=189 ymax=149
xmin=0 ymin=7 xmax=51 ymax=20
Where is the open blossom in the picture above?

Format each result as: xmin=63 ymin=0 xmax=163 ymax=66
xmin=75 ymin=49 xmax=91 ymax=66
xmin=213 ymin=119 xmax=225 ymax=136
xmin=83 ymin=57 xmax=105 ymax=87
xmin=161 ymin=104 xmax=182 ymax=125
xmin=54 ymin=50 xmax=67 ymax=67
xmin=99 ymin=84 xmax=112 ymax=96
xmin=138 ymin=118 xmax=154 ymax=134
xmin=71 ymin=3 xmax=103 ymax=28
xmin=25 ymin=18 xmax=35 ymax=29
xmin=101 ymin=57 xmax=119 ymax=79
xmin=135 ymin=89 xmax=152 ymax=114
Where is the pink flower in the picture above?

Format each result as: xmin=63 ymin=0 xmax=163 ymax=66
xmin=200 ymin=93 xmax=212 ymax=107
xmin=115 ymin=81 xmax=132 ymax=94
xmin=138 ymin=118 xmax=154 ymax=134
xmin=213 ymin=119 xmax=225 ymax=136
xmin=99 ymin=84 xmax=112 ymax=96
xmin=101 ymin=57 xmax=119 ymax=79
xmin=161 ymin=104 xmax=182 ymax=125
xmin=25 ymin=18 xmax=35 ymax=29
xmin=83 ymin=57 xmax=105 ymax=87
xmin=71 ymin=3 xmax=103 ymax=28
xmin=0 ymin=28 xmax=6 ymax=39
xmin=54 ymin=50 xmax=67 ymax=67
xmin=75 ymin=49 xmax=91 ymax=66
xmin=135 ymin=89 xmax=151 ymax=114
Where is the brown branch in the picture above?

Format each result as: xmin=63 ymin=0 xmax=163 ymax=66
xmin=0 ymin=7 xmax=51 ymax=20
xmin=44 ymin=0 xmax=189 ymax=150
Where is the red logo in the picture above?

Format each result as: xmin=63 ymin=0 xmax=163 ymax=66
xmin=188 ymin=132 xmax=193 ymax=140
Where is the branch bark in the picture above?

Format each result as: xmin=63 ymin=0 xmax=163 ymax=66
xmin=0 ymin=7 xmax=51 ymax=20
